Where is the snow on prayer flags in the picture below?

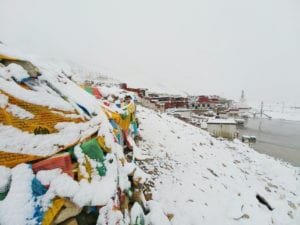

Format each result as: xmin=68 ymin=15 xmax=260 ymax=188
xmin=83 ymin=86 xmax=93 ymax=95
xmin=0 ymin=45 xmax=175 ymax=225
xmin=0 ymin=90 xmax=85 ymax=134
xmin=77 ymin=155 xmax=93 ymax=181
xmin=0 ymin=54 xmax=41 ymax=78
xmin=0 ymin=54 xmax=18 ymax=61
xmin=31 ymin=177 xmax=48 ymax=197
xmin=93 ymin=87 xmax=102 ymax=99
xmin=80 ymin=138 xmax=105 ymax=163
xmin=109 ymin=120 xmax=123 ymax=145
xmin=0 ymin=85 xmax=102 ymax=156
xmin=82 ymin=86 xmax=102 ymax=99
xmin=76 ymin=140 xmax=108 ymax=178
xmin=0 ymin=58 xmax=105 ymax=157
xmin=97 ymin=136 xmax=112 ymax=153
xmin=32 ymin=153 xmax=74 ymax=178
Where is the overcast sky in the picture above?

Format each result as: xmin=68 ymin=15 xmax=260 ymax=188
xmin=1 ymin=0 xmax=300 ymax=103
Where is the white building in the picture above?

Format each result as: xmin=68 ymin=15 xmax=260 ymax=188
xmin=207 ymin=119 xmax=237 ymax=139
xmin=167 ymin=108 xmax=193 ymax=119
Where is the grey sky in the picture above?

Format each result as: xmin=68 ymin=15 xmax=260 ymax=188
xmin=1 ymin=0 xmax=300 ymax=103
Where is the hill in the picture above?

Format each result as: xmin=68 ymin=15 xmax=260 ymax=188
xmin=0 ymin=45 xmax=299 ymax=225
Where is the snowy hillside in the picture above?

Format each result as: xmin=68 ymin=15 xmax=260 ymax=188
xmin=0 ymin=44 xmax=299 ymax=225
xmin=136 ymin=106 xmax=300 ymax=225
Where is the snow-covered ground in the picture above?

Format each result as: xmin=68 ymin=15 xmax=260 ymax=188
xmin=136 ymin=106 xmax=300 ymax=225
xmin=251 ymin=102 xmax=300 ymax=121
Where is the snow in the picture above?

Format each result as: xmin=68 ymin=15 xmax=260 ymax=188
xmin=0 ymin=76 xmax=75 ymax=112
xmin=50 ymin=110 xmax=82 ymax=119
xmin=37 ymin=152 xmax=118 ymax=208
xmin=50 ymin=173 xmax=80 ymax=198
xmin=118 ymin=162 xmax=134 ymax=190
xmin=130 ymin=202 xmax=145 ymax=224
xmin=124 ymin=78 xmax=187 ymax=97
xmin=89 ymin=177 xmax=117 ymax=206
xmin=0 ymin=166 xmax=11 ymax=193
xmin=136 ymin=106 xmax=300 ymax=225
xmin=39 ymin=69 xmax=102 ymax=117
xmin=267 ymin=109 xmax=300 ymax=122
xmin=251 ymin=102 xmax=300 ymax=121
xmin=0 ymin=47 xmax=107 ymax=118
xmin=0 ymin=63 xmax=109 ymax=156
xmin=36 ymin=169 xmax=62 ymax=186
xmin=4 ymin=63 xmax=30 ymax=82
xmin=132 ymin=166 xmax=150 ymax=185
xmin=0 ymin=116 xmax=102 ymax=156
xmin=145 ymin=201 xmax=171 ymax=225
xmin=100 ymin=86 xmax=123 ymax=98
xmin=0 ymin=93 xmax=8 ymax=109
xmin=126 ymin=135 xmax=148 ymax=161
xmin=207 ymin=118 xmax=236 ymax=124
xmin=71 ymin=179 xmax=94 ymax=207
xmin=97 ymin=199 xmax=126 ymax=225
xmin=6 ymin=103 xmax=35 ymax=119
xmin=57 ymin=145 xmax=120 ymax=207
xmin=0 ymin=164 xmax=35 ymax=225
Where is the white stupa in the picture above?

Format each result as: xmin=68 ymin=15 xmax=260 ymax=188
xmin=237 ymin=90 xmax=251 ymax=110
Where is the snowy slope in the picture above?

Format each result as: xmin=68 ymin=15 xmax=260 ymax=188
xmin=136 ymin=106 xmax=300 ymax=225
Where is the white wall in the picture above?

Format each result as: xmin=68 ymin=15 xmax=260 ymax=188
xmin=207 ymin=123 xmax=236 ymax=139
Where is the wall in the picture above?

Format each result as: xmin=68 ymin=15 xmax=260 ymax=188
xmin=207 ymin=123 xmax=237 ymax=139
xmin=140 ymin=98 xmax=164 ymax=113
xmin=177 ymin=110 xmax=192 ymax=119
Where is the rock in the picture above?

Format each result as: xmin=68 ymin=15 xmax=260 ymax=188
xmin=76 ymin=208 xmax=99 ymax=225
xmin=265 ymin=186 xmax=272 ymax=192
xmin=288 ymin=201 xmax=297 ymax=210
xmin=267 ymin=182 xmax=278 ymax=189
xmin=59 ymin=218 xmax=78 ymax=225
xmin=287 ymin=211 xmax=294 ymax=219
xmin=233 ymin=213 xmax=250 ymax=220
xmin=131 ymin=190 xmax=143 ymax=205
xmin=166 ymin=214 xmax=174 ymax=221
xmin=120 ymin=191 xmax=129 ymax=213
xmin=241 ymin=214 xmax=250 ymax=219
xmin=54 ymin=200 xmax=82 ymax=224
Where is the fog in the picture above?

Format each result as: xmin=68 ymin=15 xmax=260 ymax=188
xmin=1 ymin=0 xmax=300 ymax=103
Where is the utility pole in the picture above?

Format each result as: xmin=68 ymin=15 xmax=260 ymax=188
xmin=260 ymin=101 xmax=264 ymax=118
